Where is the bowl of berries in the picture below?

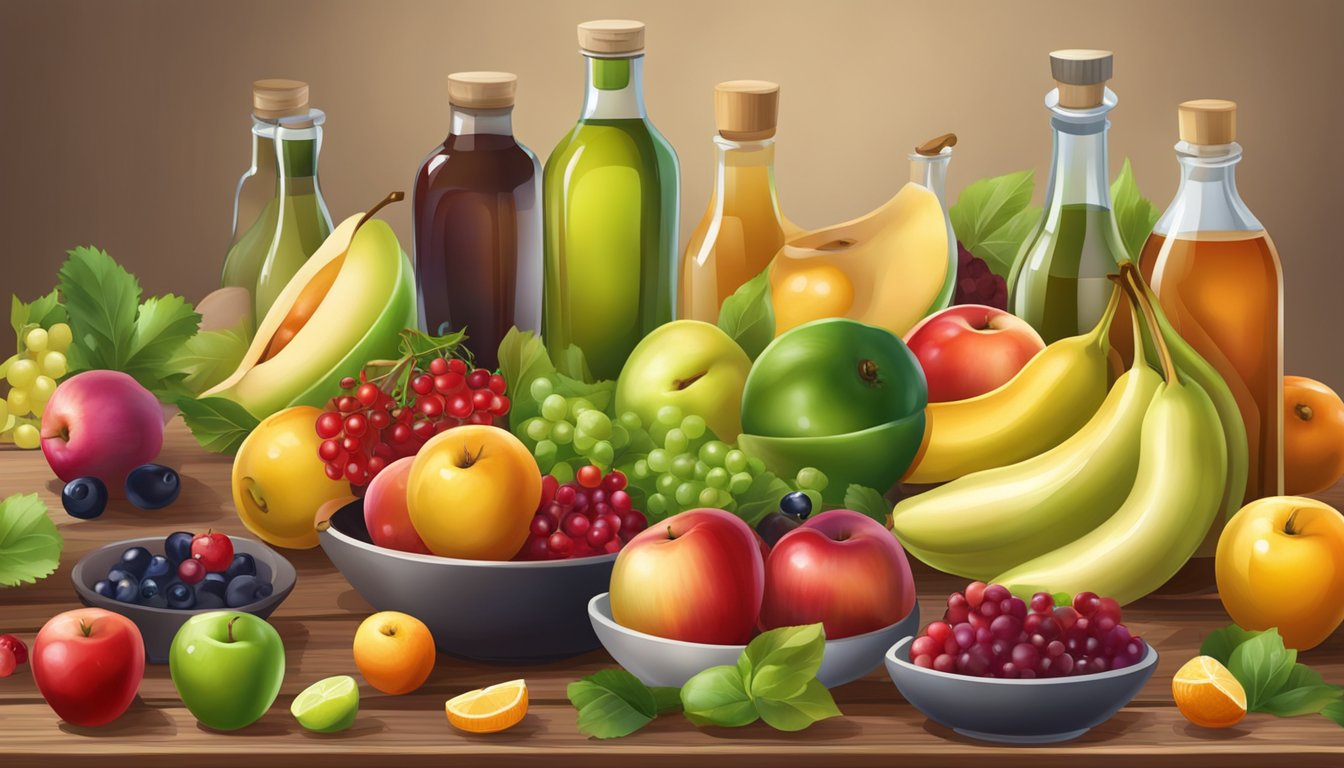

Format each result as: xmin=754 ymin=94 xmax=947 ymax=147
xmin=71 ymin=531 xmax=295 ymax=663
xmin=884 ymin=582 xmax=1157 ymax=744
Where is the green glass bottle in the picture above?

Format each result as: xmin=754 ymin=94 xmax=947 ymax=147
xmin=543 ymin=20 xmax=679 ymax=380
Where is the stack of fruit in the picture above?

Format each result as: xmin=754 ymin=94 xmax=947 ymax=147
xmin=91 ymin=531 xmax=272 ymax=611
xmin=517 ymin=467 xmax=647 ymax=560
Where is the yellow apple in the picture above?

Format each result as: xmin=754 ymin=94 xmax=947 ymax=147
xmin=1216 ymin=496 xmax=1344 ymax=650
xmin=406 ymin=425 xmax=540 ymax=560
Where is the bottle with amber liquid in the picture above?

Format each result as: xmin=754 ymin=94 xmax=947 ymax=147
xmin=1140 ymin=99 xmax=1283 ymax=501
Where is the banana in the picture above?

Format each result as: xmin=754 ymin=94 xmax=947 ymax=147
xmin=903 ymin=285 xmax=1118 ymax=484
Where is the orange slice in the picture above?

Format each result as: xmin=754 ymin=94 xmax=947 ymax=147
xmin=1172 ymin=655 xmax=1247 ymax=728
xmin=445 ymin=679 xmax=528 ymax=733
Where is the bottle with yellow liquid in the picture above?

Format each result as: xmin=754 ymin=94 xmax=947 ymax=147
xmin=679 ymin=81 xmax=794 ymax=322
xmin=1140 ymin=99 xmax=1283 ymax=501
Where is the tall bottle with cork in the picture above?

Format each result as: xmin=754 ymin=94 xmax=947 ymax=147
xmin=1008 ymin=50 xmax=1129 ymax=343
xmin=543 ymin=20 xmax=680 ymax=380
xmin=223 ymin=79 xmax=334 ymax=325
xmin=412 ymin=72 xmax=542 ymax=372
xmin=680 ymin=80 xmax=793 ymax=323
xmin=910 ymin=133 xmax=959 ymax=312
xmin=1140 ymin=99 xmax=1282 ymax=501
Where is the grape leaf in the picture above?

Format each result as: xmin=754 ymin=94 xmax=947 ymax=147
xmin=176 ymin=395 xmax=260 ymax=455
xmin=651 ymin=685 xmax=683 ymax=715
xmin=11 ymin=291 xmax=66 ymax=347
xmin=949 ymin=170 xmax=1041 ymax=278
xmin=174 ymin=327 xmax=251 ymax=395
xmin=843 ymin=485 xmax=892 ymax=524
xmin=1228 ymin=628 xmax=1297 ymax=711
xmin=497 ymin=327 xmax=556 ymax=425
xmin=123 ymin=294 xmax=203 ymax=399
xmin=0 ymin=493 xmax=63 ymax=587
xmin=568 ymin=669 xmax=659 ymax=739
xmin=1110 ymin=159 xmax=1161 ymax=261
xmin=1200 ymin=624 xmax=1261 ymax=667
xmin=554 ymin=344 xmax=595 ymax=383
xmin=717 ymin=268 xmax=775 ymax=361
xmin=681 ymin=665 xmax=758 ymax=728
xmin=58 ymin=246 xmax=140 ymax=372
xmin=754 ymin=678 xmax=841 ymax=732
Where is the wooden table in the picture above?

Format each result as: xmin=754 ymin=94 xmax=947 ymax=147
xmin=1 ymin=422 xmax=1341 ymax=767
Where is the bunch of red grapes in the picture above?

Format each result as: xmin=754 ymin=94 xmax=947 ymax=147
xmin=516 ymin=466 xmax=648 ymax=561
xmin=953 ymin=243 xmax=1008 ymax=310
xmin=910 ymin=582 xmax=1146 ymax=679
xmin=314 ymin=356 xmax=511 ymax=487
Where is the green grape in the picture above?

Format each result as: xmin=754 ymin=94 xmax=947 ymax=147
xmin=670 ymin=455 xmax=696 ymax=479
xmin=693 ymin=461 xmax=709 ymax=480
xmin=729 ymin=471 xmax=753 ymax=495
xmin=551 ymin=421 xmax=575 ymax=445
xmin=591 ymin=440 xmax=615 ymax=468
xmin=568 ymin=398 xmax=596 ymax=419
xmin=30 ymin=376 xmax=55 ymax=405
xmin=716 ymin=489 xmax=736 ymax=508
xmin=699 ymin=441 xmax=729 ymax=467
xmin=40 ymin=350 xmax=66 ymax=379
xmin=680 ymin=414 xmax=707 ymax=439
xmin=633 ymin=459 xmax=651 ymax=478
xmin=574 ymin=433 xmax=597 ymax=452
xmin=529 ymin=376 xmax=554 ymax=402
xmin=698 ymin=487 xmax=720 ymax=507
xmin=802 ymin=489 xmax=823 ymax=512
xmin=13 ymin=423 xmax=39 ymax=450
xmin=0 ymin=399 xmax=8 ymax=423
xmin=535 ymin=439 xmax=558 ymax=468
xmin=655 ymin=405 xmax=683 ymax=427
xmin=663 ymin=428 xmax=688 ymax=455
xmin=647 ymin=448 xmax=671 ymax=473
xmin=576 ymin=409 xmax=612 ymax=440
xmin=551 ymin=461 xmax=576 ymax=484
xmin=724 ymin=449 xmax=748 ymax=474
xmin=619 ymin=411 xmax=643 ymax=431
xmin=795 ymin=467 xmax=829 ymax=492
xmin=647 ymin=493 xmax=668 ymax=517
xmin=541 ymin=394 xmax=568 ymax=422
xmin=705 ymin=467 xmax=730 ymax=489
xmin=656 ymin=473 xmax=679 ymax=495
xmin=674 ymin=482 xmax=703 ymax=507
xmin=7 ymin=388 xmax=30 ymax=417
xmin=524 ymin=418 xmax=552 ymax=442
xmin=6 ymin=359 xmax=38 ymax=389
xmin=24 ymin=328 xmax=48 ymax=354
xmin=611 ymin=423 xmax=630 ymax=450
xmin=747 ymin=456 xmax=767 ymax=475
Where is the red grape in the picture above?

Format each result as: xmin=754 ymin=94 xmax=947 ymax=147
xmin=447 ymin=396 xmax=472 ymax=419
xmin=339 ymin=376 xmax=357 ymax=390
xmin=933 ymin=654 xmax=955 ymax=673
xmin=547 ymin=532 xmax=573 ymax=556
xmin=429 ymin=357 xmax=449 ymax=376
xmin=471 ymin=390 xmax=493 ymax=411
xmin=531 ymin=516 xmax=554 ymax=537
xmin=965 ymin=582 xmax=986 ymax=609
xmin=577 ymin=466 xmax=603 ymax=489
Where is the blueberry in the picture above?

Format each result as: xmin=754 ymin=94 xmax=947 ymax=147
xmin=61 ymin=477 xmax=108 ymax=520
xmin=255 ymin=580 xmax=274 ymax=600
xmin=166 ymin=581 xmax=196 ymax=610
xmin=107 ymin=567 xmax=136 ymax=584
xmin=196 ymin=577 xmax=227 ymax=599
xmin=144 ymin=555 xmax=171 ymax=580
xmin=224 ymin=553 xmax=257 ymax=581
xmin=119 ymin=546 xmax=152 ymax=579
xmin=194 ymin=591 xmax=225 ymax=610
xmin=93 ymin=579 xmax=116 ymax=599
xmin=138 ymin=577 xmax=168 ymax=607
xmin=125 ymin=464 xmax=181 ymax=510
xmin=164 ymin=531 xmax=194 ymax=564
xmin=225 ymin=575 xmax=260 ymax=608
xmin=113 ymin=577 xmax=139 ymax=603
xmin=755 ymin=511 xmax=802 ymax=548
xmin=779 ymin=491 xmax=813 ymax=520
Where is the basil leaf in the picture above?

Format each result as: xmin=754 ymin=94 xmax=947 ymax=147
xmin=1322 ymin=700 xmax=1344 ymax=727
xmin=1228 ymin=628 xmax=1297 ymax=711
xmin=176 ymin=395 xmax=261 ymax=455
xmin=745 ymin=624 xmax=826 ymax=701
xmin=1110 ymin=159 xmax=1161 ymax=261
xmin=681 ymin=665 xmax=757 ymax=728
xmin=717 ymin=268 xmax=774 ymax=361
xmin=843 ymin=485 xmax=891 ymax=525
xmin=1200 ymin=624 xmax=1261 ymax=667
xmin=568 ymin=669 xmax=658 ymax=739
xmin=1262 ymin=684 xmax=1342 ymax=718
xmin=651 ymin=686 xmax=683 ymax=715
xmin=0 ymin=493 xmax=63 ymax=587
xmin=754 ymin=678 xmax=842 ymax=732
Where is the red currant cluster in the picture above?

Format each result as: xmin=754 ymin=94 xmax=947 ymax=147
xmin=315 ymin=357 xmax=511 ymax=487
xmin=516 ymin=466 xmax=648 ymax=560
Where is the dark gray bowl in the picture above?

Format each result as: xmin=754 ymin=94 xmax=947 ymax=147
xmin=884 ymin=635 xmax=1157 ymax=743
xmin=319 ymin=500 xmax=616 ymax=661
xmin=72 ymin=535 xmax=296 ymax=663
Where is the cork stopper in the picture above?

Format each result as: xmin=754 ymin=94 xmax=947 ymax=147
xmin=448 ymin=72 xmax=517 ymax=109
xmin=252 ymin=79 xmax=309 ymax=119
xmin=578 ymin=20 xmax=645 ymax=56
xmin=915 ymin=133 xmax=958 ymax=156
xmin=1179 ymin=99 xmax=1237 ymax=145
xmin=714 ymin=81 xmax=779 ymax=141
xmin=1049 ymin=50 xmax=1113 ymax=108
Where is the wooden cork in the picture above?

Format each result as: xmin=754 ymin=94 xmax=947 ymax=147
xmin=915 ymin=133 xmax=958 ymax=156
xmin=714 ymin=80 xmax=779 ymax=141
xmin=1179 ymin=99 xmax=1237 ymax=145
xmin=252 ymin=79 xmax=309 ymax=119
xmin=448 ymin=72 xmax=517 ymax=109
xmin=1049 ymin=50 xmax=1113 ymax=108
xmin=578 ymin=20 xmax=645 ymax=56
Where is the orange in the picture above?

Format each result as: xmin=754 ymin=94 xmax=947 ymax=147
xmin=1172 ymin=655 xmax=1247 ymax=728
xmin=1283 ymin=376 xmax=1344 ymax=495
xmin=445 ymin=679 xmax=528 ymax=733
xmin=353 ymin=611 xmax=436 ymax=695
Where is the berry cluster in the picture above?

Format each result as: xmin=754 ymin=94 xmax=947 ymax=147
xmin=952 ymin=243 xmax=1008 ymax=310
xmin=516 ymin=466 xmax=648 ymax=560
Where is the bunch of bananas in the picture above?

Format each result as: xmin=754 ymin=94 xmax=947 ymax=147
xmin=892 ymin=264 xmax=1247 ymax=605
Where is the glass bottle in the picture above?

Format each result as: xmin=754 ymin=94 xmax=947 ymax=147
xmin=1008 ymin=50 xmax=1129 ymax=343
xmin=680 ymin=80 xmax=791 ymax=323
xmin=222 ymin=79 xmax=334 ymax=325
xmin=909 ymin=132 xmax=959 ymax=313
xmin=413 ymin=72 xmax=542 ymax=372
xmin=1140 ymin=99 xmax=1282 ymax=501
xmin=543 ymin=20 xmax=680 ymax=381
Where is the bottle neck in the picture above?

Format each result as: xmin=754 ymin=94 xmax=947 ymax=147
xmin=252 ymin=115 xmax=322 ymax=179
xmin=1155 ymin=141 xmax=1263 ymax=236
xmin=450 ymin=106 xmax=515 ymax=137
xmin=581 ymin=55 xmax=647 ymax=120
xmin=711 ymin=136 xmax=781 ymax=209
xmin=909 ymin=149 xmax=951 ymax=206
xmin=1040 ymin=89 xmax=1117 ymax=210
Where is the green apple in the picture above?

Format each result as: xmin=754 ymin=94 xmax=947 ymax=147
xmin=615 ymin=320 xmax=752 ymax=442
xmin=169 ymin=611 xmax=285 ymax=731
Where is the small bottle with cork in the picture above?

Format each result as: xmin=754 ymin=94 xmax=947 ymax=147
xmin=909 ymin=132 xmax=960 ymax=312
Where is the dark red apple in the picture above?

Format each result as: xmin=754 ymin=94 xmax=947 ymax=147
xmin=903 ymin=304 xmax=1045 ymax=402
xmin=32 ymin=608 xmax=145 ymax=726
xmin=40 ymin=370 xmax=164 ymax=487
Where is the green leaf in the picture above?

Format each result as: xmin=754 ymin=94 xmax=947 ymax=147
xmin=554 ymin=373 xmax=616 ymax=414
xmin=754 ymin=678 xmax=842 ymax=732
xmin=1200 ymin=624 xmax=1261 ymax=667
xmin=1262 ymin=684 xmax=1342 ymax=718
xmin=843 ymin=485 xmax=891 ymax=524
xmin=1110 ymin=159 xmax=1161 ymax=261
xmin=11 ymin=291 xmax=66 ymax=347
xmin=949 ymin=170 xmax=1041 ymax=278
xmin=1228 ymin=628 xmax=1297 ymax=711
xmin=176 ymin=396 xmax=260 ymax=455
xmin=57 ymin=246 xmax=141 ymax=372
xmin=0 ymin=493 xmax=63 ymax=587
xmin=681 ymin=665 xmax=758 ymax=728
xmin=174 ymin=327 xmax=251 ymax=395
xmin=732 ymin=471 xmax=793 ymax=526
xmin=123 ymin=294 xmax=202 ymax=397
xmin=554 ymin=344 xmax=594 ymax=383
xmin=743 ymin=623 xmax=827 ymax=701
xmin=567 ymin=669 xmax=659 ymax=739
xmin=651 ymin=686 xmax=683 ymax=715
xmin=717 ymin=268 xmax=775 ymax=361
xmin=497 ymin=327 xmax=556 ymax=424
xmin=1322 ymin=700 xmax=1344 ymax=727
xmin=975 ymin=206 xmax=1041 ymax=278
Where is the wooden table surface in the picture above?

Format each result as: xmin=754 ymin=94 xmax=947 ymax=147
xmin=1 ymin=421 xmax=1341 ymax=767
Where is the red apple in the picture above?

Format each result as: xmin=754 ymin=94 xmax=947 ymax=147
xmin=364 ymin=456 xmax=431 ymax=554
xmin=759 ymin=509 xmax=916 ymax=639
xmin=40 ymin=370 xmax=164 ymax=487
xmin=903 ymin=304 xmax=1045 ymax=402
xmin=32 ymin=608 xmax=145 ymax=726
xmin=610 ymin=508 xmax=764 ymax=644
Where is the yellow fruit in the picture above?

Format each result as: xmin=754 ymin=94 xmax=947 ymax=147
xmin=446 ymin=679 xmax=528 ymax=734
xmin=24 ymin=328 xmax=48 ymax=354
xmin=13 ymin=423 xmax=39 ymax=449
xmin=353 ymin=611 xmax=436 ymax=695
xmin=1172 ymin=655 xmax=1247 ymax=728
xmin=231 ymin=405 xmax=352 ymax=549
xmin=46 ymin=323 xmax=73 ymax=353
xmin=41 ymin=351 xmax=67 ymax=379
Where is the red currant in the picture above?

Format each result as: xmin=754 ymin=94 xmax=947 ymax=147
xmin=324 ymin=462 xmax=344 ymax=481
xmin=411 ymin=374 xmax=434 ymax=396
xmin=489 ymin=394 xmax=508 ymax=415
xmin=576 ymin=465 xmax=603 ymax=489
xmin=418 ymin=395 xmax=445 ymax=418
xmin=390 ymin=423 xmax=412 ymax=444
xmin=435 ymin=372 xmax=465 ymax=394
xmin=467 ymin=411 xmax=493 ymax=425
xmin=318 ymin=439 xmax=342 ymax=462
xmin=447 ymin=358 xmax=468 ymax=375
xmin=488 ymin=374 xmax=507 ymax=394
xmin=336 ymin=395 xmax=358 ymax=413
xmin=315 ymin=412 xmax=343 ymax=439
xmin=429 ymin=357 xmax=450 ymax=376
xmin=447 ymin=396 xmax=472 ymax=419
xmin=471 ymin=390 xmax=493 ymax=411
xmin=356 ymin=383 xmax=380 ymax=406
xmin=411 ymin=420 xmax=437 ymax=440
xmin=466 ymin=369 xmax=490 ymax=389
xmin=344 ymin=413 xmax=367 ymax=438
xmin=339 ymin=376 xmax=357 ymax=390
xmin=342 ymin=436 xmax=361 ymax=453
xmin=367 ymin=455 xmax=387 ymax=475
xmin=369 ymin=410 xmax=390 ymax=430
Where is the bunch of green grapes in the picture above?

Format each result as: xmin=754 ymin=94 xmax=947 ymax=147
xmin=2 ymin=323 xmax=73 ymax=449
xmin=514 ymin=377 xmax=646 ymax=483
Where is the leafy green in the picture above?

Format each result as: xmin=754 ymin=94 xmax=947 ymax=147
xmin=1200 ymin=624 xmax=1261 ymax=667
xmin=843 ymin=485 xmax=891 ymax=524
xmin=1263 ymin=684 xmax=1342 ymax=718
xmin=732 ymin=471 xmax=794 ymax=526
xmin=1110 ymin=159 xmax=1161 ymax=261
xmin=1323 ymin=700 xmax=1344 ymax=727
xmin=1228 ymin=628 xmax=1297 ymax=711
xmin=498 ymin=327 xmax=558 ymax=424
xmin=174 ymin=327 xmax=250 ymax=394
xmin=568 ymin=669 xmax=669 ymax=739
xmin=681 ymin=665 xmax=758 ymax=728
xmin=743 ymin=623 xmax=826 ymax=700
xmin=554 ymin=344 xmax=594 ymax=382
xmin=11 ymin=291 xmax=67 ymax=348
xmin=1201 ymin=624 xmax=1344 ymax=727
xmin=754 ymin=678 xmax=842 ymax=732
xmin=949 ymin=170 xmax=1042 ymax=278
xmin=651 ymin=685 xmax=683 ymax=715
xmin=176 ymin=395 xmax=260 ymax=455
xmin=717 ymin=268 xmax=775 ymax=360
xmin=0 ymin=494 xmax=63 ymax=587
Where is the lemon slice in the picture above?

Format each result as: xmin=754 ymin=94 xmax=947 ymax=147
xmin=445 ymin=679 xmax=528 ymax=733
xmin=292 ymin=675 xmax=360 ymax=733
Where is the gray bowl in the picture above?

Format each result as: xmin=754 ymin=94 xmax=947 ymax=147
xmin=320 ymin=500 xmax=615 ymax=661
xmin=884 ymin=635 xmax=1158 ymax=743
xmin=72 ymin=535 xmax=295 ymax=664
xmin=590 ymin=592 xmax=919 ymax=688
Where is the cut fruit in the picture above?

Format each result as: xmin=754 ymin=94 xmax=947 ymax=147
xmin=445 ymin=679 xmax=528 ymax=734
xmin=291 ymin=675 xmax=360 ymax=733
xmin=1172 ymin=656 xmax=1246 ymax=729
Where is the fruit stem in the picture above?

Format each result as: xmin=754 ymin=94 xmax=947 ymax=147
xmin=1085 ymin=282 xmax=1122 ymax=351
xmin=356 ymin=191 xmax=404 ymax=230
xmin=1123 ymin=264 xmax=1180 ymax=385
xmin=227 ymin=615 xmax=240 ymax=644
xmin=1295 ymin=403 xmax=1314 ymax=422
xmin=1284 ymin=508 xmax=1301 ymax=536
xmin=858 ymin=359 xmax=880 ymax=385
xmin=79 ymin=618 xmax=92 ymax=638
xmin=1107 ymin=274 xmax=1146 ymax=372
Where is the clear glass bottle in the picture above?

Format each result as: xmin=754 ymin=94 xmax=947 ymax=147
xmin=680 ymin=80 xmax=791 ymax=323
xmin=1140 ymin=99 xmax=1283 ymax=501
xmin=222 ymin=79 xmax=334 ymax=325
xmin=909 ymin=133 xmax=959 ymax=313
xmin=1008 ymin=50 xmax=1129 ymax=343
xmin=413 ymin=72 xmax=542 ymax=372
xmin=543 ymin=20 xmax=680 ymax=381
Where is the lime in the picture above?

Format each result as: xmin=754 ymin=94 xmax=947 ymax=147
xmin=291 ymin=675 xmax=359 ymax=733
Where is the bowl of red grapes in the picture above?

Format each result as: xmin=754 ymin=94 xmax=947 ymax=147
xmin=884 ymin=582 xmax=1157 ymax=744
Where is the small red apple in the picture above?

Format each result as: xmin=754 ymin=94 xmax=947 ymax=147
xmin=40 ymin=370 xmax=164 ymax=488
xmin=190 ymin=531 xmax=234 ymax=573
xmin=759 ymin=509 xmax=916 ymax=639
xmin=903 ymin=304 xmax=1045 ymax=402
xmin=364 ymin=456 xmax=431 ymax=554
xmin=32 ymin=608 xmax=145 ymax=726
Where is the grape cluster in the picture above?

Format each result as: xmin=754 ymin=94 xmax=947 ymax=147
xmin=516 ymin=377 xmax=634 ymax=480
xmin=2 ymin=323 xmax=72 ymax=449
xmin=911 ymin=583 xmax=1146 ymax=679
xmin=952 ymin=243 xmax=1008 ymax=310
xmin=516 ymin=466 xmax=647 ymax=560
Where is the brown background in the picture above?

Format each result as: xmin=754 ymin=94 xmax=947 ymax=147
xmin=3 ymin=0 xmax=1341 ymax=386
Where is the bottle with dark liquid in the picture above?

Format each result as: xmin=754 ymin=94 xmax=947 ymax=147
xmin=413 ymin=71 xmax=542 ymax=371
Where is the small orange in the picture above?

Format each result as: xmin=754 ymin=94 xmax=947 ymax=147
xmin=445 ymin=679 xmax=528 ymax=733
xmin=1284 ymin=376 xmax=1344 ymax=495
xmin=353 ymin=611 xmax=436 ymax=695
xmin=1172 ymin=655 xmax=1247 ymax=728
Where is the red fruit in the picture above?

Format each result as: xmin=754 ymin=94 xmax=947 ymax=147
xmin=339 ymin=376 xmax=358 ymax=390
xmin=965 ymin=582 xmax=987 ymax=609
xmin=324 ymin=463 xmax=344 ymax=480
xmin=344 ymin=413 xmax=367 ymax=438
xmin=342 ymin=436 xmax=361 ymax=453
xmin=621 ymin=511 xmax=647 ymax=535
xmin=319 ymin=439 xmax=342 ymax=462
xmin=0 ymin=646 xmax=14 ymax=678
xmin=563 ymin=513 xmax=591 ymax=537
xmin=411 ymin=420 xmax=436 ymax=440
xmin=531 ymin=516 xmax=555 ymax=537
xmin=177 ymin=558 xmax=206 ymax=585
xmin=576 ymin=465 xmax=603 ymax=489
xmin=555 ymin=484 xmax=578 ymax=507
xmin=418 ymin=395 xmax=445 ymax=418
xmin=471 ymin=390 xmax=493 ymax=411
xmin=366 ymin=456 xmax=387 ymax=476
xmin=492 ymin=394 xmax=511 ymax=416
xmin=315 ymin=412 xmax=343 ymax=439
xmin=369 ymin=410 xmax=390 ymax=430
xmin=435 ymin=373 xmax=465 ymax=394
xmin=466 ymin=369 xmax=490 ymax=390
xmin=337 ymin=395 xmax=358 ymax=413
xmin=516 ymin=536 xmax=550 ymax=561
xmin=586 ymin=520 xmax=612 ymax=548
xmin=0 ymin=634 xmax=28 ymax=665
xmin=190 ymin=532 xmax=233 ymax=573
xmin=539 ymin=474 xmax=559 ymax=505
xmin=488 ymin=374 xmax=507 ymax=394
xmin=602 ymin=538 xmax=623 ymax=554
xmin=467 ymin=411 xmax=494 ymax=425
xmin=447 ymin=358 xmax=467 ymax=375
xmin=356 ymin=383 xmax=380 ymax=406
xmin=1053 ymin=605 xmax=1080 ymax=630
xmin=390 ymin=424 xmax=412 ymax=444
xmin=429 ymin=357 xmax=450 ymax=376
xmin=602 ymin=471 xmax=628 ymax=493
xmin=548 ymin=532 xmax=573 ymax=557
xmin=447 ymin=396 xmax=472 ymax=419
xmin=1073 ymin=591 xmax=1101 ymax=616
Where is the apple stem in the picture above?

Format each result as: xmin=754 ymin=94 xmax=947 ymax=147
xmin=227 ymin=615 xmax=240 ymax=644
xmin=858 ymin=359 xmax=880 ymax=385
xmin=1284 ymin=509 xmax=1301 ymax=536
xmin=674 ymin=372 xmax=706 ymax=391
xmin=666 ymin=524 xmax=676 ymax=541
xmin=79 ymin=618 xmax=92 ymax=638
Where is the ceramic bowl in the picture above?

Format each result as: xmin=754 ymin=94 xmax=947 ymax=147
xmin=319 ymin=499 xmax=615 ymax=661
xmin=884 ymin=635 xmax=1158 ymax=743
xmin=72 ymin=535 xmax=295 ymax=663
xmin=589 ymin=591 xmax=920 ymax=688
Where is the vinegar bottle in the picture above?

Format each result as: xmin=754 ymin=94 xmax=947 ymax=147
xmin=909 ymin=133 xmax=959 ymax=313
xmin=1140 ymin=99 xmax=1283 ymax=501
xmin=412 ymin=72 xmax=543 ymax=371
xmin=679 ymin=80 xmax=792 ymax=322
